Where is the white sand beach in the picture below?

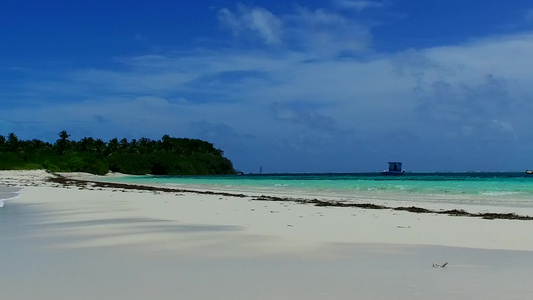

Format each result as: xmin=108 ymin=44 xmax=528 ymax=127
xmin=2 ymin=170 xmax=533 ymax=300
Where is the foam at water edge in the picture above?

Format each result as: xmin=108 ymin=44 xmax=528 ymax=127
xmin=0 ymin=189 xmax=22 ymax=208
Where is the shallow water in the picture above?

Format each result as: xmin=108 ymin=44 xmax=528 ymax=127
xmin=0 ymin=184 xmax=21 ymax=208
xmin=107 ymin=172 xmax=533 ymax=208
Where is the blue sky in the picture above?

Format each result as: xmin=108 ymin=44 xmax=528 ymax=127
xmin=2 ymin=0 xmax=533 ymax=173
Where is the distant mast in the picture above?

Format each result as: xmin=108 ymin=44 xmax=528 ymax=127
xmin=259 ymin=166 xmax=263 ymax=174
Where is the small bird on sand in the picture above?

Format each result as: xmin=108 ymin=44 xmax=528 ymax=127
xmin=432 ymin=262 xmax=448 ymax=268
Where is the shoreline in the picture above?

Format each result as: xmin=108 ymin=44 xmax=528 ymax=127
xmin=51 ymin=171 xmax=533 ymax=221
xmin=2 ymin=170 xmax=533 ymax=251
xmin=2 ymin=170 xmax=533 ymax=299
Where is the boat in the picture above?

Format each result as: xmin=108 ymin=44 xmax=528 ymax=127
xmin=381 ymin=162 xmax=405 ymax=175
xmin=526 ymin=170 xmax=533 ymax=175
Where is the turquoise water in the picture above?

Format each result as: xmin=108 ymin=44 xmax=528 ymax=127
xmin=109 ymin=172 xmax=533 ymax=207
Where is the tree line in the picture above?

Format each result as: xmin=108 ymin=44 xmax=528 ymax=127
xmin=0 ymin=131 xmax=236 ymax=175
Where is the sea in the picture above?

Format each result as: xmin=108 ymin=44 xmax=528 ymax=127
xmin=106 ymin=172 xmax=533 ymax=209
xmin=0 ymin=185 xmax=21 ymax=208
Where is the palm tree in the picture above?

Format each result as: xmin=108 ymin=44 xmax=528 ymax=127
xmin=56 ymin=130 xmax=71 ymax=154
xmin=78 ymin=137 xmax=95 ymax=152
xmin=94 ymin=139 xmax=107 ymax=154
xmin=119 ymin=138 xmax=129 ymax=152
xmin=59 ymin=130 xmax=70 ymax=141
xmin=0 ymin=135 xmax=5 ymax=151
xmin=106 ymin=138 xmax=119 ymax=156
xmin=28 ymin=139 xmax=50 ymax=152
xmin=6 ymin=133 xmax=19 ymax=151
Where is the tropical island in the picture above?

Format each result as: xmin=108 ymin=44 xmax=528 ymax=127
xmin=0 ymin=131 xmax=236 ymax=175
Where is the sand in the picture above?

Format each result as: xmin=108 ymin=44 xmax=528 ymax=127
xmin=1 ymin=170 xmax=533 ymax=299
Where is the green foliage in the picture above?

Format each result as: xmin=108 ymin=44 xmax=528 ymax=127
xmin=41 ymin=160 xmax=60 ymax=172
xmin=107 ymin=153 xmax=152 ymax=175
xmin=0 ymin=153 xmax=26 ymax=170
xmin=0 ymin=132 xmax=236 ymax=176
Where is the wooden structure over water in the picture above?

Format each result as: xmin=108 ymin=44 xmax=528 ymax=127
xmin=381 ymin=162 xmax=405 ymax=175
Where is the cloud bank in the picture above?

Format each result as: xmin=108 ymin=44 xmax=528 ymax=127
xmin=2 ymin=3 xmax=533 ymax=172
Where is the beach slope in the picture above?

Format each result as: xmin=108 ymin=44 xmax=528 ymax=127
xmin=2 ymin=170 xmax=533 ymax=300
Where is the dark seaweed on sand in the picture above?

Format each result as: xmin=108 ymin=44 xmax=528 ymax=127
xmin=48 ymin=173 xmax=533 ymax=221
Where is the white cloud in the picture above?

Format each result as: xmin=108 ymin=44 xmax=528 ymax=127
xmin=218 ymin=5 xmax=283 ymax=45
xmin=218 ymin=5 xmax=371 ymax=56
xmin=13 ymin=32 xmax=533 ymax=136
xmin=286 ymin=7 xmax=372 ymax=55
xmin=5 ymin=5 xmax=533 ymax=171
xmin=491 ymin=119 xmax=517 ymax=140
xmin=336 ymin=0 xmax=386 ymax=11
